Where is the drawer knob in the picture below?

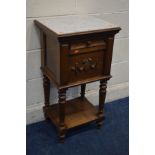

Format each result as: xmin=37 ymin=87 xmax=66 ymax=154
xmin=87 ymin=41 xmax=92 ymax=46
xmin=73 ymin=50 xmax=79 ymax=54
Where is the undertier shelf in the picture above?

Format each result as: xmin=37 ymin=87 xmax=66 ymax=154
xmin=44 ymin=97 xmax=99 ymax=129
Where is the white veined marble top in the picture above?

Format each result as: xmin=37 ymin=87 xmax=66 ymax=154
xmin=36 ymin=15 xmax=119 ymax=36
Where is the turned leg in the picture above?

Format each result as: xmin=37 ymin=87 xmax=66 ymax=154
xmin=58 ymin=89 xmax=67 ymax=143
xmin=96 ymin=79 xmax=107 ymax=128
xmin=43 ymin=75 xmax=50 ymax=119
xmin=80 ymin=84 xmax=86 ymax=99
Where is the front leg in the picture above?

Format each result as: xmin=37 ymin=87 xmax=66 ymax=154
xmin=43 ymin=75 xmax=50 ymax=119
xmin=96 ymin=79 xmax=107 ymax=128
xmin=80 ymin=84 xmax=86 ymax=100
xmin=58 ymin=89 xmax=67 ymax=143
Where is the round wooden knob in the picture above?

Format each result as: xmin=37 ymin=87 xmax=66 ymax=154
xmin=87 ymin=41 xmax=92 ymax=46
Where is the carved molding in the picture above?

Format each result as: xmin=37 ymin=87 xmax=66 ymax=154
xmin=43 ymin=75 xmax=50 ymax=106
xmin=71 ymin=57 xmax=97 ymax=74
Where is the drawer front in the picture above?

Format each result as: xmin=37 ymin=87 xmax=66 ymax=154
xmin=67 ymin=50 xmax=105 ymax=83
xmin=69 ymin=39 xmax=106 ymax=55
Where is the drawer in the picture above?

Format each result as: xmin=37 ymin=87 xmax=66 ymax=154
xmin=69 ymin=39 xmax=106 ymax=55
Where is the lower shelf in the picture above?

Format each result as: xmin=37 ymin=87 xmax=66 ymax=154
xmin=44 ymin=97 xmax=99 ymax=129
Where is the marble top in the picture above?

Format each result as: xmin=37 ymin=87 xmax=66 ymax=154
xmin=36 ymin=16 xmax=119 ymax=36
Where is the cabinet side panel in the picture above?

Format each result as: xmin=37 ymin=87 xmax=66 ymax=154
xmin=103 ymin=37 xmax=114 ymax=75
xmin=46 ymin=34 xmax=60 ymax=84
xmin=60 ymin=44 xmax=69 ymax=85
